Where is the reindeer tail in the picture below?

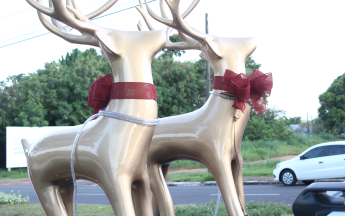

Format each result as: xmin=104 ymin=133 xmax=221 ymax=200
xmin=21 ymin=139 xmax=32 ymax=158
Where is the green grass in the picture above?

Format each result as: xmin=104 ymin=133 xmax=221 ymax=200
xmin=169 ymin=160 xmax=206 ymax=171
xmin=175 ymin=201 xmax=293 ymax=216
xmin=242 ymin=133 xmax=336 ymax=161
xmin=0 ymin=204 xmax=114 ymax=216
xmin=167 ymin=159 xmax=280 ymax=182
xmin=0 ymin=168 xmax=28 ymax=180
xmin=243 ymin=160 xmax=280 ymax=176
xmin=167 ymin=172 xmax=214 ymax=183
xmin=0 ymin=201 xmax=293 ymax=216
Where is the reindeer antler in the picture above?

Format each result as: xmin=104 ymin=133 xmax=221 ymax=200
xmin=36 ymin=0 xmax=98 ymax=46
xmin=145 ymin=0 xmax=205 ymax=44
xmin=137 ymin=0 xmax=201 ymax=50
xmin=26 ymin=0 xmax=119 ymax=36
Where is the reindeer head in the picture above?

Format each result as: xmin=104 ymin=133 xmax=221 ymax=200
xmin=26 ymin=0 xmax=166 ymax=79
xmin=143 ymin=0 xmax=256 ymax=76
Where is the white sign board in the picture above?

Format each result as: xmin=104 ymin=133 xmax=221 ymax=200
xmin=6 ymin=126 xmax=70 ymax=168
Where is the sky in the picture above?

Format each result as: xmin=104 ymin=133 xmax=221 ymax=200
xmin=1 ymin=0 xmax=345 ymax=121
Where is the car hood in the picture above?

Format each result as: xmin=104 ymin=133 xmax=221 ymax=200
xmin=278 ymin=156 xmax=299 ymax=166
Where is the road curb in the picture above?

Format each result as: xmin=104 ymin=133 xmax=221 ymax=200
xmin=167 ymin=180 xmax=279 ymax=186
xmin=1 ymin=179 xmax=344 ymax=187
xmin=167 ymin=179 xmax=345 ymax=186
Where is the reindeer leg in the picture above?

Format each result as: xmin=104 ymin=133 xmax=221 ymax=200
xmin=209 ymin=158 xmax=244 ymax=216
xmin=231 ymin=159 xmax=247 ymax=215
xmin=99 ymin=176 xmax=136 ymax=216
xmin=150 ymin=163 xmax=170 ymax=216
xmin=148 ymin=163 xmax=174 ymax=216
xmin=231 ymin=157 xmax=247 ymax=216
xmin=132 ymin=172 xmax=154 ymax=216
xmin=59 ymin=183 xmax=74 ymax=216
xmin=32 ymin=181 xmax=68 ymax=216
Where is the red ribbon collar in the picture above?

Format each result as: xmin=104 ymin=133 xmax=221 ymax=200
xmin=213 ymin=69 xmax=273 ymax=115
xmin=87 ymin=73 xmax=157 ymax=114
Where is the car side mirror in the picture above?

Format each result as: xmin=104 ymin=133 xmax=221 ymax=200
xmin=300 ymin=155 xmax=305 ymax=160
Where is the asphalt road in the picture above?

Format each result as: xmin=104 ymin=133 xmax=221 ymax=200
xmin=0 ymin=184 xmax=307 ymax=205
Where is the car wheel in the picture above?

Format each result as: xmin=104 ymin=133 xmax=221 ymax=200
xmin=302 ymin=180 xmax=314 ymax=185
xmin=281 ymin=170 xmax=297 ymax=186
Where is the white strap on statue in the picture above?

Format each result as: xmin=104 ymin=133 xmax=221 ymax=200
xmin=71 ymin=110 xmax=160 ymax=216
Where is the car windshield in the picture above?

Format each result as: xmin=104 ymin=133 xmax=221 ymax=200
xmin=303 ymin=146 xmax=326 ymax=159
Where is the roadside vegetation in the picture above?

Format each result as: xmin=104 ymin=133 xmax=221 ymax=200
xmin=0 ymin=168 xmax=28 ymax=180
xmin=0 ymin=201 xmax=293 ymax=216
xmin=167 ymin=160 xmax=281 ymax=182
xmin=0 ymin=191 xmax=29 ymax=204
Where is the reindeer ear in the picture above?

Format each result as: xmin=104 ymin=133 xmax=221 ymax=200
xmin=94 ymin=30 xmax=119 ymax=55
xmin=204 ymin=36 xmax=222 ymax=59
xmin=199 ymin=51 xmax=208 ymax=61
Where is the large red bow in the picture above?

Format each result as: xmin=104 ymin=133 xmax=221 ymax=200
xmin=87 ymin=73 xmax=113 ymax=114
xmin=222 ymin=69 xmax=273 ymax=115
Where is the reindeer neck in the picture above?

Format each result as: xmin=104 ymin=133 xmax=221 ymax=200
xmin=101 ymin=56 xmax=158 ymax=119
xmin=212 ymin=60 xmax=246 ymax=77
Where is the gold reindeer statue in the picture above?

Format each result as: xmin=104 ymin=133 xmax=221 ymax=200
xmin=136 ymin=0 xmax=271 ymax=215
xmin=22 ymin=0 xmax=169 ymax=215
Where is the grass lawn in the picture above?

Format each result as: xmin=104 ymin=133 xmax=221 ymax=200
xmin=0 ymin=201 xmax=293 ymax=216
xmin=241 ymin=133 xmax=336 ymax=161
xmin=167 ymin=159 xmax=280 ymax=182
xmin=0 ymin=168 xmax=28 ymax=180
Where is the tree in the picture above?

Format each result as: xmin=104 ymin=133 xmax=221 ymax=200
xmin=153 ymin=58 xmax=213 ymax=117
xmin=158 ymin=36 xmax=186 ymax=59
xmin=243 ymin=108 xmax=292 ymax=141
xmin=245 ymin=56 xmax=261 ymax=75
xmin=318 ymin=73 xmax=345 ymax=135
xmin=0 ymin=48 xmax=110 ymax=166
xmin=288 ymin=117 xmax=302 ymax=125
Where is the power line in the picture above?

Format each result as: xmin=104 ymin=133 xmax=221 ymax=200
xmin=0 ymin=0 xmax=158 ymax=50
xmin=0 ymin=1 xmax=48 ymax=20
xmin=0 ymin=0 xmax=140 ymax=43
xmin=0 ymin=32 xmax=50 ymax=49
xmin=0 ymin=29 xmax=46 ymax=44
xmin=0 ymin=24 xmax=41 ymax=39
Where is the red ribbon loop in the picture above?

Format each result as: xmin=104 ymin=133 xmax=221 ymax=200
xmin=87 ymin=73 xmax=113 ymax=114
xmin=222 ymin=69 xmax=273 ymax=115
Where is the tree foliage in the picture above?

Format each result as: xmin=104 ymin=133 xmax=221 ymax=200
xmin=0 ymin=48 xmax=266 ymax=166
xmin=0 ymin=49 xmax=110 ymax=166
xmin=318 ymin=73 xmax=345 ymax=135
xmin=244 ymin=108 xmax=292 ymax=141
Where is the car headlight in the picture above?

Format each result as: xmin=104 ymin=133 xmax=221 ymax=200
xmin=275 ymin=164 xmax=280 ymax=169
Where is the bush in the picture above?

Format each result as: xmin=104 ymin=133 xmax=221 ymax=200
xmin=0 ymin=191 xmax=29 ymax=204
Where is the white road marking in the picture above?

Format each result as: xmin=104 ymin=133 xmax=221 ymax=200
xmin=78 ymin=193 xmax=106 ymax=196
xmin=211 ymin=194 xmax=280 ymax=196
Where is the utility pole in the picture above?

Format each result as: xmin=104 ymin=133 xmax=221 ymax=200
xmin=311 ymin=115 xmax=313 ymax=135
xmin=205 ymin=13 xmax=210 ymax=99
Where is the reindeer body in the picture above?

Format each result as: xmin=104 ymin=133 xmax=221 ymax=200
xmin=149 ymin=95 xmax=250 ymax=216
xmin=145 ymin=33 xmax=256 ymax=216
xmin=23 ymin=0 xmax=167 ymax=214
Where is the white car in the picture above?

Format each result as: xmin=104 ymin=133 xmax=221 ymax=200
xmin=273 ymin=141 xmax=345 ymax=186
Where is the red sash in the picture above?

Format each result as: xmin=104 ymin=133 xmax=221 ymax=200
xmin=88 ymin=73 xmax=157 ymax=114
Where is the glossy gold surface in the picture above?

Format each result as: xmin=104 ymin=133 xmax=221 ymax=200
xmin=143 ymin=1 xmax=257 ymax=215
xmin=23 ymin=0 xmax=165 ymax=215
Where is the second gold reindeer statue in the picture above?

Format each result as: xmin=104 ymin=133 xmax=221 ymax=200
xmin=138 ymin=0 xmax=272 ymax=216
